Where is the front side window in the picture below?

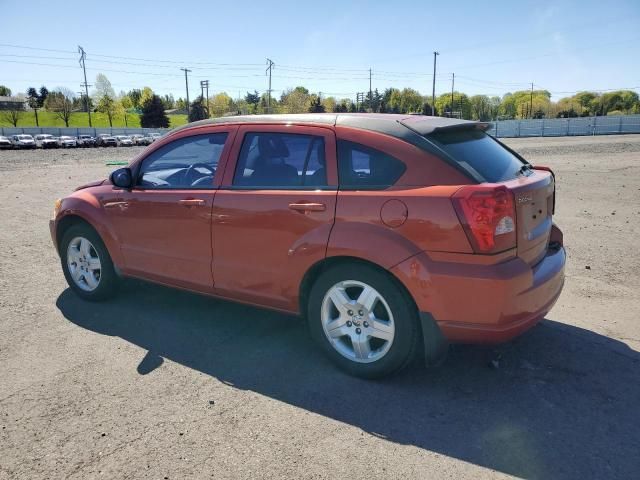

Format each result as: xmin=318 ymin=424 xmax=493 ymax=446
xmin=232 ymin=132 xmax=327 ymax=188
xmin=337 ymin=140 xmax=406 ymax=189
xmin=137 ymin=133 xmax=227 ymax=189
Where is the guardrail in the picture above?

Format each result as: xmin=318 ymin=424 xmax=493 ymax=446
xmin=0 ymin=127 xmax=170 ymax=136
xmin=488 ymin=115 xmax=640 ymax=138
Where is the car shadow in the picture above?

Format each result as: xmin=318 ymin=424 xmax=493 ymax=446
xmin=56 ymin=281 xmax=640 ymax=479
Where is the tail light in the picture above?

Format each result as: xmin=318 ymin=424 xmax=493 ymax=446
xmin=452 ymin=185 xmax=516 ymax=254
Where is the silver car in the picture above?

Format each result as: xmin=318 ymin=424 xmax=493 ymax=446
xmin=115 ymin=135 xmax=134 ymax=147
xmin=57 ymin=136 xmax=77 ymax=148
xmin=11 ymin=134 xmax=36 ymax=149
xmin=34 ymin=134 xmax=59 ymax=149
xmin=0 ymin=135 xmax=12 ymax=149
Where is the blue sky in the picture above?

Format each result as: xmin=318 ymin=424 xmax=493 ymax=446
xmin=1 ymin=0 xmax=638 ymax=101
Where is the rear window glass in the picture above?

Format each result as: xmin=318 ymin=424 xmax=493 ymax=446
xmin=428 ymin=129 xmax=524 ymax=182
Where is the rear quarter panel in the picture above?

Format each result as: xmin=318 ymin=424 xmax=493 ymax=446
xmin=327 ymin=127 xmax=474 ymax=268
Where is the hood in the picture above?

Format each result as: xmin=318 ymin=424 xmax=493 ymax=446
xmin=75 ymin=179 xmax=106 ymax=191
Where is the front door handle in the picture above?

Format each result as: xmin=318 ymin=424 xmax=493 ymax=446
xmin=179 ymin=199 xmax=206 ymax=207
xmin=103 ymin=200 xmax=129 ymax=209
xmin=289 ymin=202 xmax=326 ymax=213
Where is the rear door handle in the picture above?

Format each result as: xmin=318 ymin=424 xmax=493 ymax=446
xmin=288 ymin=202 xmax=326 ymax=212
xmin=179 ymin=198 xmax=206 ymax=206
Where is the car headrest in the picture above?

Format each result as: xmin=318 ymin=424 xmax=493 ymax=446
xmin=258 ymin=135 xmax=289 ymax=158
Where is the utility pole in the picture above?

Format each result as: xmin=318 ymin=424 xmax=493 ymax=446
xmin=450 ymin=72 xmax=455 ymax=118
xmin=78 ymin=46 xmax=92 ymax=127
xmin=266 ymin=58 xmax=274 ymax=114
xmin=529 ymin=82 xmax=535 ymax=119
xmin=181 ymin=68 xmax=192 ymax=116
xmin=369 ymin=68 xmax=373 ymax=111
xmin=200 ymin=80 xmax=210 ymax=116
xmin=432 ymin=51 xmax=439 ymax=116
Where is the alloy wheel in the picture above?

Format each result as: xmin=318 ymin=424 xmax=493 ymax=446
xmin=321 ymin=280 xmax=395 ymax=363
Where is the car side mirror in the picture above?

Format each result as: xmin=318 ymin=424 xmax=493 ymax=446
xmin=110 ymin=167 xmax=133 ymax=189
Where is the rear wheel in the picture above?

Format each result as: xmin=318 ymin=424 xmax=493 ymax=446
xmin=60 ymin=224 xmax=119 ymax=301
xmin=308 ymin=264 xmax=419 ymax=379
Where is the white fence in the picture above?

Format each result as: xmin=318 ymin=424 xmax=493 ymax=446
xmin=488 ymin=115 xmax=640 ymax=138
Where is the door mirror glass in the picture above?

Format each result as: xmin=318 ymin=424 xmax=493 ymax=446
xmin=111 ymin=167 xmax=133 ymax=189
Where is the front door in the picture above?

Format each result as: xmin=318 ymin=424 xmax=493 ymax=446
xmin=212 ymin=125 xmax=338 ymax=311
xmin=104 ymin=129 xmax=233 ymax=292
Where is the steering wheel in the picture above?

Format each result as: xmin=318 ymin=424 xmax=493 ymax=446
xmin=183 ymin=163 xmax=215 ymax=186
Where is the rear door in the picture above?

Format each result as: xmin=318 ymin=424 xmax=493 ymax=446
xmin=427 ymin=127 xmax=554 ymax=265
xmin=212 ymin=125 xmax=338 ymax=312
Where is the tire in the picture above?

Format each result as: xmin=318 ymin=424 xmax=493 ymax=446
xmin=307 ymin=263 xmax=419 ymax=379
xmin=60 ymin=223 xmax=119 ymax=301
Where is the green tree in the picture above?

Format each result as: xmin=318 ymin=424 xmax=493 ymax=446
xmin=26 ymin=87 xmax=40 ymax=126
xmin=280 ymin=87 xmax=310 ymax=113
xmin=1 ymin=107 xmax=23 ymax=127
xmin=37 ymin=86 xmax=49 ymax=107
xmin=45 ymin=89 xmax=74 ymax=127
xmin=188 ymin=96 xmax=209 ymax=122
xmin=0 ymin=85 xmax=11 ymax=96
xmin=141 ymin=94 xmax=169 ymax=128
xmin=140 ymin=87 xmax=154 ymax=107
xmin=127 ymin=89 xmax=142 ymax=109
xmin=119 ymin=96 xmax=133 ymax=126
xmin=308 ymin=94 xmax=325 ymax=113
xmin=245 ymin=90 xmax=260 ymax=113
xmin=97 ymin=94 xmax=117 ymax=127
xmin=210 ymin=92 xmax=234 ymax=117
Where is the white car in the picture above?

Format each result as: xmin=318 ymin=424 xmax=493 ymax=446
xmin=115 ymin=135 xmax=134 ymax=146
xmin=34 ymin=134 xmax=59 ymax=149
xmin=11 ymin=134 xmax=36 ymax=149
xmin=0 ymin=136 xmax=12 ymax=149
xmin=57 ymin=136 xmax=77 ymax=148
xmin=148 ymin=132 xmax=162 ymax=142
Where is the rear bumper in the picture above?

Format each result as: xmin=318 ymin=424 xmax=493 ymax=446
xmin=391 ymin=244 xmax=565 ymax=344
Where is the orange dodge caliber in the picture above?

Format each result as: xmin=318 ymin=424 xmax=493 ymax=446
xmin=50 ymin=114 xmax=565 ymax=378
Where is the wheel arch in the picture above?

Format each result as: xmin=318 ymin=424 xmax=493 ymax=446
xmin=299 ymin=255 xmax=448 ymax=366
xmin=56 ymin=211 xmax=124 ymax=270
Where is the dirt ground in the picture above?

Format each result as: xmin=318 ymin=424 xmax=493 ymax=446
xmin=1 ymin=135 xmax=639 ymax=479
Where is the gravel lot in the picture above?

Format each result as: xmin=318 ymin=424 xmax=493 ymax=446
xmin=1 ymin=135 xmax=639 ymax=479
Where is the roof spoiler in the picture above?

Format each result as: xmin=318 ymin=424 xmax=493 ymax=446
xmin=430 ymin=121 xmax=491 ymax=134
xmin=398 ymin=117 xmax=492 ymax=136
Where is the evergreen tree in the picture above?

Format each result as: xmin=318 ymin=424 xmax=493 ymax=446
xmin=189 ymin=96 xmax=209 ymax=122
xmin=38 ymin=86 xmax=49 ymax=107
xmin=141 ymin=95 xmax=170 ymax=128
xmin=308 ymin=94 xmax=325 ymax=113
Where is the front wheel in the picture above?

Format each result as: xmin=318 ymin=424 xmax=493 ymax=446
xmin=60 ymin=224 xmax=119 ymax=301
xmin=308 ymin=264 xmax=419 ymax=379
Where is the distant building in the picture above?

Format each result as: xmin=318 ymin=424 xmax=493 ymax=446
xmin=0 ymin=96 xmax=27 ymax=111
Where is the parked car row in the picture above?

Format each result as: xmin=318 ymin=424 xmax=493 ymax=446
xmin=0 ymin=132 xmax=164 ymax=150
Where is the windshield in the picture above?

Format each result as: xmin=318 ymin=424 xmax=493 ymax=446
xmin=428 ymin=129 xmax=525 ymax=182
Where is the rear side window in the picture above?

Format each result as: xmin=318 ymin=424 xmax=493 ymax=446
xmin=233 ymin=132 xmax=327 ymax=188
xmin=428 ymin=129 xmax=523 ymax=182
xmin=338 ymin=140 xmax=406 ymax=189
